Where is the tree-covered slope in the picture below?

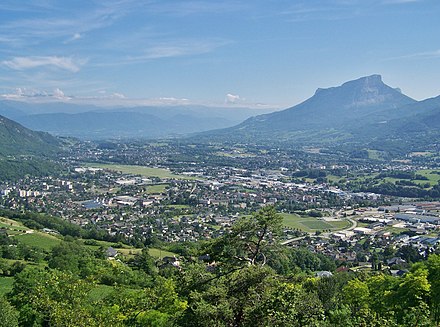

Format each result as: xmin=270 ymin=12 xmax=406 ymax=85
xmin=0 ymin=114 xmax=61 ymax=180
xmin=0 ymin=115 xmax=59 ymax=156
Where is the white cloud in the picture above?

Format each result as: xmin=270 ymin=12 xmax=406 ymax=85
xmin=0 ymin=2 xmax=134 ymax=42
xmin=385 ymin=49 xmax=440 ymax=61
xmin=225 ymin=93 xmax=242 ymax=104
xmin=148 ymin=1 xmax=246 ymax=16
xmin=111 ymin=92 xmax=126 ymax=99
xmin=16 ymin=87 xmax=24 ymax=96
xmin=2 ymin=56 xmax=82 ymax=72
xmin=53 ymin=88 xmax=68 ymax=99
xmin=0 ymin=89 xmax=280 ymax=109
xmin=128 ymin=39 xmax=230 ymax=61
xmin=64 ymin=33 xmax=82 ymax=43
xmin=0 ymin=87 xmax=74 ymax=101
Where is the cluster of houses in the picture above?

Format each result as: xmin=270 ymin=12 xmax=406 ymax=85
xmin=1 ymin=157 xmax=439 ymax=262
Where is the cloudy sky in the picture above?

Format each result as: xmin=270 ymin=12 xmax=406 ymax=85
xmin=0 ymin=0 xmax=439 ymax=108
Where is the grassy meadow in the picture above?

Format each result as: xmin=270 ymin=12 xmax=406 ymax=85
xmin=85 ymin=163 xmax=199 ymax=180
xmin=281 ymin=213 xmax=350 ymax=232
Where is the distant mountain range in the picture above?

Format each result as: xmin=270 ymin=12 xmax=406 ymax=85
xmin=201 ymin=75 xmax=440 ymax=153
xmin=1 ymin=74 xmax=440 ymax=155
xmin=0 ymin=101 xmax=275 ymax=140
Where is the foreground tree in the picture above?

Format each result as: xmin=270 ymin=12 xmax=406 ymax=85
xmin=10 ymin=268 xmax=96 ymax=326
xmin=0 ymin=296 xmax=18 ymax=327
xmin=207 ymin=206 xmax=283 ymax=270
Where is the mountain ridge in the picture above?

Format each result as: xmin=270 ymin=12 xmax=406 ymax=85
xmin=199 ymin=75 xmax=440 ymax=153
xmin=236 ymin=74 xmax=416 ymax=131
xmin=0 ymin=101 xmax=276 ymax=140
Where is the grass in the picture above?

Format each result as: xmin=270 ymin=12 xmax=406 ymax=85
xmin=167 ymin=204 xmax=191 ymax=209
xmin=81 ymin=240 xmax=143 ymax=259
xmin=83 ymin=239 xmax=136 ymax=250
xmin=0 ymin=276 xmax=14 ymax=296
xmin=326 ymin=220 xmax=352 ymax=229
xmin=339 ymin=169 xmax=440 ymax=188
xmin=85 ymin=163 xmax=198 ymax=180
xmin=377 ymin=170 xmax=440 ymax=187
xmin=409 ymin=152 xmax=433 ymax=157
xmin=382 ymin=177 xmax=401 ymax=184
xmin=148 ymin=248 xmax=177 ymax=259
xmin=146 ymin=184 xmax=168 ymax=194
xmin=326 ymin=175 xmax=343 ymax=183
xmin=83 ymin=242 xmax=176 ymax=260
xmin=366 ymin=149 xmax=382 ymax=160
xmin=116 ymin=248 xmax=143 ymax=256
xmin=415 ymin=169 xmax=440 ymax=186
xmin=0 ymin=224 xmax=29 ymax=234
xmin=301 ymin=220 xmax=333 ymax=230
xmin=281 ymin=213 xmax=350 ymax=232
xmin=0 ymin=217 xmax=62 ymax=251
xmin=114 ymin=247 xmax=176 ymax=259
xmin=238 ymin=188 xmax=257 ymax=193
xmin=0 ymin=217 xmax=30 ymax=233
xmin=14 ymin=232 xmax=62 ymax=251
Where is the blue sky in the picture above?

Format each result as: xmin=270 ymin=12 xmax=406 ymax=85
xmin=0 ymin=0 xmax=439 ymax=108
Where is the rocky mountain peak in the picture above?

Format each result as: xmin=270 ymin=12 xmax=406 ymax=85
xmin=312 ymin=74 xmax=411 ymax=107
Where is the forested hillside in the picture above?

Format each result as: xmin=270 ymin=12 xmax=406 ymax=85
xmin=0 ymin=114 xmax=61 ymax=180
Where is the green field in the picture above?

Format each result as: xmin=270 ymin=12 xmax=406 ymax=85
xmin=281 ymin=213 xmax=350 ymax=232
xmin=301 ymin=220 xmax=334 ymax=230
xmin=0 ymin=217 xmax=30 ymax=232
xmin=115 ymin=247 xmax=142 ymax=256
xmin=0 ymin=224 xmax=29 ymax=235
xmin=167 ymin=204 xmax=191 ymax=209
xmin=339 ymin=169 xmax=440 ymax=188
xmin=98 ymin=246 xmax=176 ymax=259
xmin=15 ymin=232 xmax=62 ymax=251
xmin=415 ymin=170 xmax=440 ymax=186
xmin=148 ymin=248 xmax=177 ymax=259
xmin=85 ymin=163 xmax=198 ymax=180
xmin=0 ymin=276 xmax=14 ymax=296
xmin=146 ymin=184 xmax=168 ymax=194
xmin=378 ymin=170 xmax=440 ymax=187
xmin=366 ymin=149 xmax=383 ymax=160
xmin=1 ymin=217 xmax=62 ymax=250
xmin=116 ymin=247 xmax=176 ymax=259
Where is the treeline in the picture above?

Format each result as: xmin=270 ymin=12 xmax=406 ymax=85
xmin=0 ymin=157 xmax=61 ymax=180
xmin=376 ymin=170 xmax=428 ymax=181
xmin=363 ymin=182 xmax=440 ymax=198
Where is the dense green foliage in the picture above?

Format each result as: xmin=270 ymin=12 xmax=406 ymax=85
xmin=363 ymin=181 xmax=440 ymax=198
xmin=0 ymin=114 xmax=61 ymax=179
xmin=1 ymin=207 xmax=439 ymax=326
xmin=0 ymin=157 xmax=61 ymax=180
xmin=0 ymin=115 xmax=59 ymax=156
